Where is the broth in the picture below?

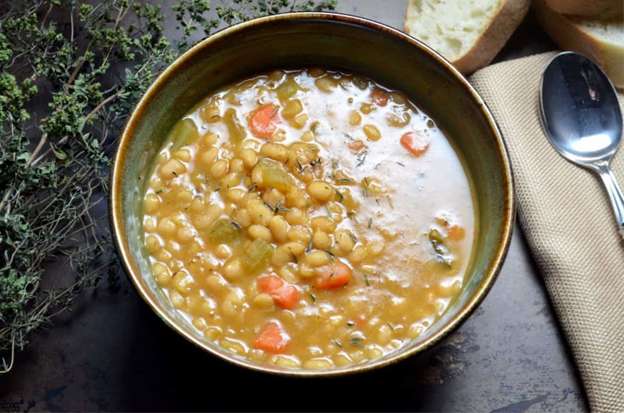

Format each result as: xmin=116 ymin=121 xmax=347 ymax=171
xmin=141 ymin=68 xmax=475 ymax=369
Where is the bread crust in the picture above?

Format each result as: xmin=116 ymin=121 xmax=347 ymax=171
xmin=403 ymin=0 xmax=531 ymax=75
xmin=454 ymin=0 xmax=531 ymax=73
xmin=543 ymin=0 xmax=623 ymax=18
xmin=535 ymin=0 xmax=624 ymax=89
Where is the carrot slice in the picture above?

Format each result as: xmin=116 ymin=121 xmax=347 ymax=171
xmin=347 ymin=139 xmax=366 ymax=153
xmin=271 ymin=284 xmax=301 ymax=309
xmin=257 ymin=274 xmax=284 ymax=293
xmin=400 ymin=132 xmax=430 ymax=157
xmin=257 ymin=274 xmax=301 ymax=309
xmin=447 ymin=224 xmax=465 ymax=241
xmin=371 ymin=88 xmax=388 ymax=106
xmin=248 ymin=104 xmax=279 ymax=139
xmin=253 ymin=321 xmax=290 ymax=353
xmin=314 ymin=262 xmax=353 ymax=289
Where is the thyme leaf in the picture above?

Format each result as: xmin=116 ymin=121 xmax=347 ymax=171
xmin=0 ymin=0 xmax=336 ymax=374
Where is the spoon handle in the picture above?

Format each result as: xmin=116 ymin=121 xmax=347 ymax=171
xmin=597 ymin=166 xmax=624 ymax=238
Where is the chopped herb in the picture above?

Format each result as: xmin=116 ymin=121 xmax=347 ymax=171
xmin=363 ymin=273 xmax=371 ymax=286
xmin=276 ymin=203 xmax=290 ymax=213
xmin=386 ymin=322 xmax=395 ymax=331
xmin=332 ymin=339 xmax=343 ymax=349
xmin=305 ymin=239 xmax=313 ymax=253
xmin=396 ymin=161 xmax=406 ymax=167
xmin=335 ymin=190 xmax=344 ymax=203
xmin=335 ymin=178 xmax=355 ymax=185
xmin=350 ymin=337 xmax=365 ymax=347
xmin=155 ymin=189 xmax=164 ymax=194
xmin=356 ymin=150 xmax=368 ymax=167
xmin=264 ymin=201 xmax=290 ymax=214
xmin=367 ymin=218 xmax=373 ymax=229
xmin=386 ymin=196 xmax=394 ymax=209
xmin=308 ymin=292 xmax=317 ymax=303
xmin=230 ymin=221 xmax=242 ymax=230
xmin=286 ymin=245 xmax=299 ymax=263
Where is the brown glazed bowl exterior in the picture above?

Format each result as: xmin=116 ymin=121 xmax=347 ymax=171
xmin=110 ymin=12 xmax=514 ymax=376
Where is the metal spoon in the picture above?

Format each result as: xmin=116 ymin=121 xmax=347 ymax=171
xmin=540 ymin=51 xmax=624 ymax=238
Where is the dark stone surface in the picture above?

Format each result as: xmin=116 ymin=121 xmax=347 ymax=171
xmin=0 ymin=1 xmax=588 ymax=411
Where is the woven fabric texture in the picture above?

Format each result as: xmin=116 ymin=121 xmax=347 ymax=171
xmin=470 ymin=52 xmax=624 ymax=412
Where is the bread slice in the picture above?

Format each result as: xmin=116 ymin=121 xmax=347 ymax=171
xmin=404 ymin=0 xmax=530 ymax=74
xmin=534 ymin=0 xmax=624 ymax=89
xmin=543 ymin=0 xmax=622 ymax=19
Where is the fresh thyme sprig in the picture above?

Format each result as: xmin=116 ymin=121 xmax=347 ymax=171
xmin=0 ymin=0 xmax=336 ymax=373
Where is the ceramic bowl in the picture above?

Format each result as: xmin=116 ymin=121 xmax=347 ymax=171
xmin=110 ymin=12 xmax=514 ymax=376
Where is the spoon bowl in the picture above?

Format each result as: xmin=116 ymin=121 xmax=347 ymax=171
xmin=541 ymin=52 xmax=622 ymax=169
xmin=540 ymin=51 xmax=624 ymax=237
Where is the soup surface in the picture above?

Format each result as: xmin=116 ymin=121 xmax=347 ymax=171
xmin=141 ymin=69 xmax=475 ymax=370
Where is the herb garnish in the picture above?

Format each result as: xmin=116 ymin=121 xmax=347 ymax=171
xmin=0 ymin=0 xmax=336 ymax=373
xmin=335 ymin=190 xmax=344 ymax=203
xmin=356 ymin=150 xmax=368 ymax=167
xmin=264 ymin=200 xmax=289 ymax=214
xmin=335 ymin=178 xmax=355 ymax=185
xmin=350 ymin=337 xmax=365 ymax=347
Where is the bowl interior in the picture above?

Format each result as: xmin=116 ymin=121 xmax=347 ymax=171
xmin=113 ymin=13 xmax=513 ymax=375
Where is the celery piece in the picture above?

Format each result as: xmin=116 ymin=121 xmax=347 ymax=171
xmin=171 ymin=118 xmax=199 ymax=149
xmin=276 ymin=78 xmax=301 ymax=101
xmin=242 ymin=239 xmax=273 ymax=274
xmin=260 ymin=159 xmax=293 ymax=192
xmin=223 ymin=108 xmax=245 ymax=143
xmin=207 ymin=219 xmax=241 ymax=245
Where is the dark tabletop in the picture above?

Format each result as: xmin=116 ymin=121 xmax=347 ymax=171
xmin=0 ymin=1 xmax=588 ymax=412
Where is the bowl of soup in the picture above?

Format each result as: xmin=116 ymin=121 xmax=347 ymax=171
xmin=110 ymin=12 xmax=514 ymax=375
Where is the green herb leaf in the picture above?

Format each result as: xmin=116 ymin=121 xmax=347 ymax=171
xmin=350 ymin=337 xmax=365 ymax=347
xmin=0 ymin=0 xmax=336 ymax=374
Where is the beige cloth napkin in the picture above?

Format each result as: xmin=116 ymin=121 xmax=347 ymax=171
xmin=470 ymin=52 xmax=624 ymax=412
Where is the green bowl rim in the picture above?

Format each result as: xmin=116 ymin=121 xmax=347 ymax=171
xmin=110 ymin=11 xmax=515 ymax=377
